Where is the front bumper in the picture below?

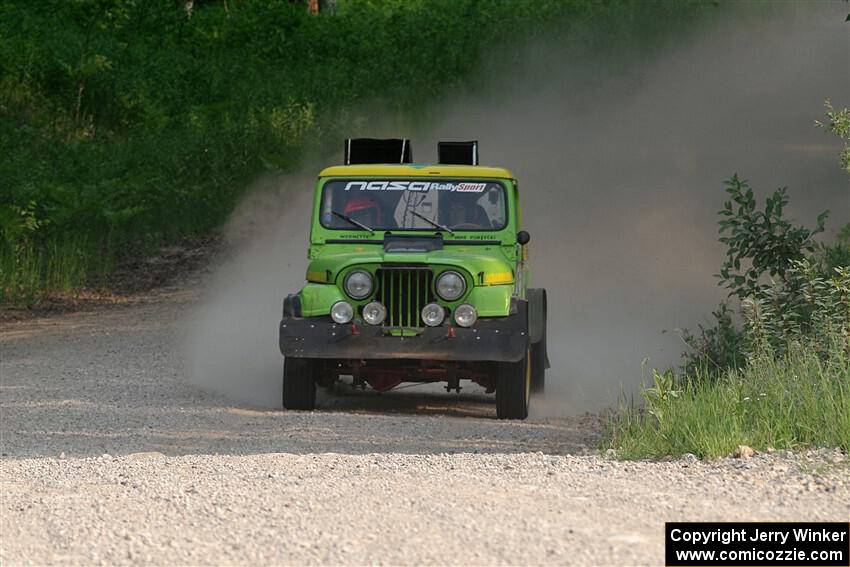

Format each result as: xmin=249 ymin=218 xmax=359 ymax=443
xmin=279 ymin=300 xmax=528 ymax=363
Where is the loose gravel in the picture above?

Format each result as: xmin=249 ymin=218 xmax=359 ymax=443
xmin=1 ymin=295 xmax=848 ymax=566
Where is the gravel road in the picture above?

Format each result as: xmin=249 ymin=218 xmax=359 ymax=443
xmin=2 ymin=290 xmax=848 ymax=566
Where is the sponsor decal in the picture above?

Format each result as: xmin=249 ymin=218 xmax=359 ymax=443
xmin=344 ymin=180 xmax=487 ymax=193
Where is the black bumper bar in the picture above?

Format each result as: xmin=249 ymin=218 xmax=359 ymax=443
xmin=279 ymin=300 xmax=528 ymax=363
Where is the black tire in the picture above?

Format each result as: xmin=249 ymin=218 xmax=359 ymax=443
xmin=282 ymin=357 xmax=317 ymax=410
xmin=531 ymin=338 xmax=546 ymax=394
xmin=496 ymin=350 xmax=530 ymax=420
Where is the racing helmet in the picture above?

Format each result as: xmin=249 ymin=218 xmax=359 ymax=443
xmin=344 ymin=195 xmax=382 ymax=225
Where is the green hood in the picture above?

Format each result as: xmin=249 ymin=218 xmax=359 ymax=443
xmin=306 ymin=242 xmax=517 ymax=287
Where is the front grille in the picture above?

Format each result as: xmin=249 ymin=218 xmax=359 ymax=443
xmin=376 ymin=267 xmax=434 ymax=328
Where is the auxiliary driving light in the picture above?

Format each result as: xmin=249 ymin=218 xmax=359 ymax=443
xmin=421 ymin=303 xmax=446 ymax=327
xmin=453 ymin=304 xmax=477 ymax=328
xmin=330 ymin=301 xmax=354 ymax=324
xmin=435 ymin=271 xmax=466 ymax=301
xmin=362 ymin=301 xmax=387 ymax=326
xmin=344 ymin=270 xmax=373 ymax=300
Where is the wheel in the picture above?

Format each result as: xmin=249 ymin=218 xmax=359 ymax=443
xmin=282 ymin=357 xmax=317 ymax=410
xmin=531 ymin=338 xmax=546 ymax=394
xmin=496 ymin=350 xmax=530 ymax=420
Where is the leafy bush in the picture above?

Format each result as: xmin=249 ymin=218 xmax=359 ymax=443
xmin=611 ymin=123 xmax=850 ymax=457
xmin=743 ymin=261 xmax=850 ymax=359
xmin=717 ymin=174 xmax=826 ymax=300
xmin=679 ymin=302 xmax=745 ymax=375
xmin=682 ymin=175 xmax=836 ymax=374
xmin=819 ymin=223 xmax=850 ymax=274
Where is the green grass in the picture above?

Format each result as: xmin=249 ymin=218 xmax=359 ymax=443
xmin=605 ymin=340 xmax=850 ymax=459
xmin=0 ymin=237 xmax=113 ymax=305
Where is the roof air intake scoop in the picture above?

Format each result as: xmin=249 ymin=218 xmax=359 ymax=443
xmin=344 ymin=138 xmax=412 ymax=165
xmin=437 ymin=141 xmax=478 ymax=165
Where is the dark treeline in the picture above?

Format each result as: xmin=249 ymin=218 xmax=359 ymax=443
xmin=0 ymin=0 xmax=709 ymax=302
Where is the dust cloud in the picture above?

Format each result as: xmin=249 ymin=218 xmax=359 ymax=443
xmin=186 ymin=3 xmax=848 ymax=414
xmin=185 ymin=172 xmax=315 ymax=407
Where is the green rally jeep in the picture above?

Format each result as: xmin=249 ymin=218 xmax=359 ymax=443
xmin=279 ymin=139 xmax=548 ymax=419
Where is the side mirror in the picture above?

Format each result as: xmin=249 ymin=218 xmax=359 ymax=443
xmin=516 ymin=231 xmax=530 ymax=245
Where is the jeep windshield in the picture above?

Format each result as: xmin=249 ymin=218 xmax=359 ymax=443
xmin=320 ymin=179 xmax=507 ymax=232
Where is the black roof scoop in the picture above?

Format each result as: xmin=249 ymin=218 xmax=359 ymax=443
xmin=437 ymin=140 xmax=478 ymax=165
xmin=345 ymin=138 xmax=412 ymax=165
xmin=383 ymin=233 xmax=444 ymax=253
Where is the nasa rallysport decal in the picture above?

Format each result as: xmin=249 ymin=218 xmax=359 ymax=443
xmin=343 ymin=180 xmax=488 ymax=193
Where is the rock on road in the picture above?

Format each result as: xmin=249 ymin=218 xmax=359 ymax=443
xmin=1 ymin=292 xmax=848 ymax=566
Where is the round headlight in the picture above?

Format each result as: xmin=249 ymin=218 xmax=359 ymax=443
xmin=344 ymin=270 xmax=373 ymax=300
xmin=435 ymin=271 xmax=466 ymax=301
xmin=421 ymin=303 xmax=446 ymax=327
xmin=454 ymin=304 xmax=477 ymax=328
xmin=330 ymin=301 xmax=354 ymax=324
xmin=362 ymin=301 xmax=386 ymax=326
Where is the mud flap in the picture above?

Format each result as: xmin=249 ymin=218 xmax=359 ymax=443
xmin=527 ymin=288 xmax=550 ymax=368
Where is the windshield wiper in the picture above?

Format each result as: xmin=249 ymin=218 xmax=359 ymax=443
xmin=333 ymin=211 xmax=374 ymax=234
xmin=410 ymin=210 xmax=454 ymax=234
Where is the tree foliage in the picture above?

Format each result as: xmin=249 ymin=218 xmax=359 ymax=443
xmin=683 ymin=173 xmax=845 ymax=375
xmin=0 ymin=0 xmax=711 ymax=301
xmin=717 ymin=175 xmax=826 ymax=300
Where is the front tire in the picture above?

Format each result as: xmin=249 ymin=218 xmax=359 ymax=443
xmin=283 ymin=357 xmax=317 ymax=410
xmin=496 ymin=350 xmax=530 ymax=420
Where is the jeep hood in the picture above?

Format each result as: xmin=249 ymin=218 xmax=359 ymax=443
xmin=306 ymin=243 xmax=516 ymax=285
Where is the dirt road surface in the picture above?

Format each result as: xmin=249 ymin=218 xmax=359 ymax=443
xmin=2 ymin=291 xmax=848 ymax=566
